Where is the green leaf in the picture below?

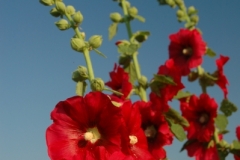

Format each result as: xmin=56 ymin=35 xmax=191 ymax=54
xmin=124 ymin=62 xmax=137 ymax=85
xmin=118 ymin=43 xmax=139 ymax=56
xmin=220 ymin=99 xmax=238 ymax=117
xmin=93 ymin=48 xmax=107 ymax=58
xmin=206 ymin=48 xmax=216 ymax=57
xmin=174 ymin=90 xmax=192 ymax=100
xmin=233 ymin=140 xmax=240 ymax=150
xmin=153 ymin=74 xmax=176 ymax=85
xmin=180 ymin=139 xmax=196 ymax=152
xmin=108 ymin=22 xmax=118 ymax=40
xmin=219 ymin=129 xmax=229 ymax=135
xmin=76 ymin=81 xmax=87 ymax=96
xmin=165 ymin=108 xmax=189 ymax=127
xmin=215 ymin=114 xmax=228 ymax=132
xmin=134 ymin=15 xmax=145 ymax=22
xmin=168 ymin=119 xmax=186 ymax=141
xmin=218 ymin=150 xmax=229 ymax=160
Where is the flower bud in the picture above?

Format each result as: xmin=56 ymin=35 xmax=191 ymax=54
xmin=55 ymin=19 xmax=70 ymax=30
xmin=66 ymin=5 xmax=75 ymax=15
xmin=88 ymin=35 xmax=103 ymax=49
xmin=175 ymin=0 xmax=183 ymax=6
xmin=91 ymin=78 xmax=105 ymax=91
xmin=55 ymin=1 xmax=66 ymax=14
xmin=39 ymin=0 xmax=54 ymax=6
xmin=188 ymin=6 xmax=197 ymax=15
xmin=138 ymin=75 xmax=148 ymax=88
xmin=50 ymin=7 xmax=61 ymax=17
xmin=188 ymin=71 xmax=199 ymax=82
xmin=166 ymin=0 xmax=176 ymax=8
xmin=176 ymin=9 xmax=185 ymax=18
xmin=128 ymin=7 xmax=138 ymax=16
xmin=110 ymin=12 xmax=122 ymax=23
xmin=70 ymin=38 xmax=86 ymax=52
xmin=73 ymin=11 xmax=84 ymax=24
xmin=119 ymin=1 xmax=131 ymax=9
xmin=190 ymin=15 xmax=199 ymax=24
xmin=72 ymin=66 xmax=88 ymax=82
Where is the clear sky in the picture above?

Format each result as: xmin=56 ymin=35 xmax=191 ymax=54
xmin=0 ymin=0 xmax=240 ymax=160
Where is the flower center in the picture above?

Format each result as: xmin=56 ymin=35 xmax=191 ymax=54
xmin=129 ymin=135 xmax=138 ymax=145
xmin=144 ymin=125 xmax=157 ymax=139
xmin=84 ymin=127 xmax=101 ymax=143
xmin=199 ymin=113 xmax=209 ymax=124
xmin=182 ymin=47 xmax=193 ymax=56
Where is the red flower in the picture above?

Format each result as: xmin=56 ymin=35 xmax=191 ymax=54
xmin=156 ymin=59 xmax=185 ymax=101
xmin=105 ymin=64 xmax=132 ymax=99
xmin=185 ymin=140 xmax=219 ymax=160
xmin=180 ymin=94 xmax=218 ymax=142
xmin=134 ymin=100 xmax=173 ymax=160
xmin=115 ymin=100 xmax=154 ymax=160
xmin=234 ymin=126 xmax=240 ymax=160
xmin=215 ymin=55 xmax=229 ymax=99
xmin=168 ymin=29 xmax=206 ymax=75
xmin=46 ymin=92 xmax=123 ymax=160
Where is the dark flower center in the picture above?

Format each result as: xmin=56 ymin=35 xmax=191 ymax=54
xmin=182 ymin=47 xmax=193 ymax=57
xmin=144 ymin=125 xmax=157 ymax=139
xmin=199 ymin=113 xmax=209 ymax=124
xmin=78 ymin=139 xmax=88 ymax=148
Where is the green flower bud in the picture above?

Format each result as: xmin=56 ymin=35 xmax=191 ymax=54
xmin=188 ymin=6 xmax=197 ymax=15
xmin=188 ymin=71 xmax=199 ymax=82
xmin=176 ymin=9 xmax=185 ymax=18
xmin=73 ymin=32 xmax=86 ymax=40
xmin=39 ymin=0 xmax=54 ymax=6
xmin=191 ymin=15 xmax=199 ymax=24
xmin=55 ymin=19 xmax=70 ymax=30
xmin=55 ymin=1 xmax=65 ymax=14
xmin=138 ymin=75 xmax=148 ymax=88
xmin=166 ymin=0 xmax=176 ymax=8
xmin=72 ymin=66 xmax=88 ymax=82
xmin=66 ymin=5 xmax=75 ymax=15
xmin=71 ymin=38 xmax=86 ymax=52
xmin=91 ymin=78 xmax=105 ymax=91
xmin=88 ymin=35 xmax=103 ymax=49
xmin=73 ymin=11 xmax=84 ymax=24
xmin=128 ymin=7 xmax=138 ymax=16
xmin=110 ymin=12 xmax=122 ymax=23
xmin=50 ymin=7 xmax=61 ymax=17
xmin=175 ymin=0 xmax=183 ymax=6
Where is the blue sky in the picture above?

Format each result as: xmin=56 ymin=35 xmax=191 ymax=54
xmin=0 ymin=0 xmax=240 ymax=160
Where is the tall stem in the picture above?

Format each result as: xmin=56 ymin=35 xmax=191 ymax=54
xmin=121 ymin=0 xmax=147 ymax=101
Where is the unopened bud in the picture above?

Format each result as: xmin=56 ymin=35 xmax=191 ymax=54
xmin=55 ymin=19 xmax=70 ymax=30
xmin=119 ymin=1 xmax=131 ymax=9
xmin=73 ymin=11 xmax=84 ymax=24
xmin=66 ymin=5 xmax=75 ymax=15
xmin=91 ymin=78 xmax=105 ymax=91
xmin=128 ymin=7 xmax=138 ymax=16
xmin=50 ymin=7 xmax=61 ymax=17
xmin=191 ymin=15 xmax=199 ymax=24
xmin=138 ymin=76 xmax=148 ymax=88
xmin=71 ymin=38 xmax=86 ymax=52
xmin=110 ymin=12 xmax=122 ymax=23
xmin=55 ymin=1 xmax=66 ymax=14
xmin=88 ymin=35 xmax=103 ymax=49
xmin=188 ymin=6 xmax=197 ymax=15
xmin=188 ymin=71 xmax=199 ymax=82
xmin=176 ymin=9 xmax=185 ymax=18
xmin=39 ymin=0 xmax=54 ymax=6
xmin=175 ymin=0 xmax=183 ymax=6
xmin=72 ymin=66 xmax=88 ymax=82
xmin=166 ymin=0 xmax=176 ymax=8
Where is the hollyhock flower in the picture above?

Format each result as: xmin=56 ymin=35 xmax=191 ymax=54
xmin=134 ymin=100 xmax=173 ymax=160
xmin=234 ymin=126 xmax=240 ymax=160
xmin=113 ymin=100 xmax=154 ymax=160
xmin=46 ymin=92 xmax=123 ymax=160
xmin=214 ymin=55 xmax=230 ymax=99
xmin=168 ymin=29 xmax=206 ymax=76
xmin=180 ymin=93 xmax=218 ymax=142
xmin=105 ymin=63 xmax=132 ymax=99
xmin=156 ymin=59 xmax=185 ymax=101
xmin=185 ymin=140 xmax=219 ymax=160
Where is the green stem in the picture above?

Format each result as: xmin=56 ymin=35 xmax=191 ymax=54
xmin=83 ymin=49 xmax=95 ymax=81
xmin=121 ymin=0 xmax=147 ymax=101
